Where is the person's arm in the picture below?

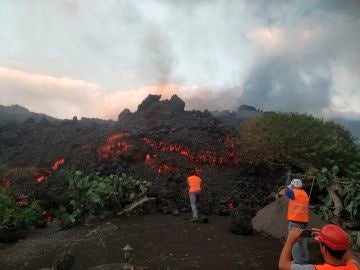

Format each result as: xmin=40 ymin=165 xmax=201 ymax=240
xmin=278 ymin=187 xmax=295 ymax=199
xmin=279 ymin=188 xmax=287 ymax=196
xmin=279 ymin=228 xmax=302 ymax=270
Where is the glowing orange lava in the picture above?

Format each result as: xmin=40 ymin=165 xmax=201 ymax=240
xmin=32 ymin=158 xmax=65 ymax=183
xmin=143 ymin=137 xmax=242 ymax=165
xmin=52 ymin=158 xmax=65 ymax=171
xmin=16 ymin=192 xmax=28 ymax=207
xmin=157 ymin=163 xmax=173 ymax=173
xmin=98 ymin=133 xmax=133 ymax=159
xmin=1 ymin=177 xmax=10 ymax=189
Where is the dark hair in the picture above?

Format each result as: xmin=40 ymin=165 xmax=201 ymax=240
xmin=321 ymin=243 xmax=347 ymax=260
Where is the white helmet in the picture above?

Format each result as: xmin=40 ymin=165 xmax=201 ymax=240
xmin=289 ymin=179 xmax=302 ymax=188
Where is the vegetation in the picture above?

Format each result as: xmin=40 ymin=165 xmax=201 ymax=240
xmin=237 ymin=112 xmax=356 ymax=170
xmin=56 ymin=171 xmax=151 ymax=228
xmin=0 ymin=188 xmax=40 ymax=242
xmin=237 ymin=112 xmax=360 ymax=226
xmin=315 ymin=165 xmax=360 ymax=226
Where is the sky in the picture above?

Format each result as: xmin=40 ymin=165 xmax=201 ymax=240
xmin=0 ymin=0 xmax=359 ymax=120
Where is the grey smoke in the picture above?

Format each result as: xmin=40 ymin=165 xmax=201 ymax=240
xmin=141 ymin=28 xmax=175 ymax=86
xmin=240 ymin=57 xmax=332 ymax=114
xmin=0 ymin=0 xmax=359 ymax=119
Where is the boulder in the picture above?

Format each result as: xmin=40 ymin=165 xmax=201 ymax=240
xmin=229 ymin=207 xmax=254 ymax=235
xmin=252 ymin=197 xmax=326 ymax=239
xmin=168 ymin=95 xmax=185 ymax=112
xmin=137 ymin=94 xmax=161 ymax=112
xmin=118 ymin=108 xmax=132 ymax=122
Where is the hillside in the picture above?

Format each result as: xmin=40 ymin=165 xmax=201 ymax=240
xmin=0 ymin=104 xmax=59 ymax=126
xmin=0 ymin=95 xmax=281 ymax=219
xmin=1 ymin=96 xmax=358 ymax=216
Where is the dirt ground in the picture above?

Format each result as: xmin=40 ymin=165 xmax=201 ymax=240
xmin=0 ymin=213 xmax=286 ymax=270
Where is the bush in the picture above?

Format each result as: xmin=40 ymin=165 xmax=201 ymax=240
xmin=55 ymin=171 xmax=151 ymax=228
xmin=237 ymin=112 xmax=356 ymax=170
xmin=0 ymin=189 xmax=40 ymax=242
xmin=315 ymin=165 xmax=360 ymax=226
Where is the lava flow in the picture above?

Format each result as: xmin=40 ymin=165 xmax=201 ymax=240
xmin=32 ymin=158 xmax=65 ymax=183
xmin=98 ymin=133 xmax=133 ymax=159
xmin=143 ymin=137 xmax=242 ymax=165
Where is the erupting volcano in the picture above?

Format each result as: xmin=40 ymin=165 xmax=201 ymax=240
xmin=0 ymin=94 xmax=279 ymax=224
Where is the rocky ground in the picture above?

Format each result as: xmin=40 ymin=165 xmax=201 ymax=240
xmin=0 ymin=213 xmax=284 ymax=270
xmin=0 ymin=94 xmax=284 ymax=217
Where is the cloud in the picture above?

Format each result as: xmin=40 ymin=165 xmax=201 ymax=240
xmin=246 ymin=27 xmax=285 ymax=54
xmin=0 ymin=66 xmax=101 ymax=118
xmin=0 ymin=1 xmax=359 ymax=120
xmin=241 ymin=57 xmax=332 ymax=114
xmin=1 ymin=66 xmax=235 ymax=119
xmin=238 ymin=2 xmax=360 ymax=117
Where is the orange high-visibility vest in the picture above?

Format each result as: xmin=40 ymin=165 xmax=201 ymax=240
xmin=287 ymin=189 xmax=309 ymax=222
xmin=314 ymin=261 xmax=359 ymax=270
xmin=188 ymin=175 xmax=201 ymax=193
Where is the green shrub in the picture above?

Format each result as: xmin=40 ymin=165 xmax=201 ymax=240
xmin=0 ymin=189 xmax=40 ymax=242
xmin=237 ymin=112 xmax=357 ymax=170
xmin=315 ymin=165 xmax=360 ymax=225
xmin=55 ymin=171 xmax=151 ymax=228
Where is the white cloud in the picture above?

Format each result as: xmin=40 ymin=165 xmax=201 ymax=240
xmin=247 ymin=27 xmax=285 ymax=54
xmin=0 ymin=1 xmax=359 ymax=120
xmin=0 ymin=66 xmax=211 ymax=119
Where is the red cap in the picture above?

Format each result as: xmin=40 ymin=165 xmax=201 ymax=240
xmin=315 ymin=224 xmax=350 ymax=250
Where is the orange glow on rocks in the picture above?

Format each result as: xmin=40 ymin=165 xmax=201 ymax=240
xmin=36 ymin=175 xmax=47 ymax=183
xmin=157 ymin=163 xmax=173 ymax=173
xmin=1 ymin=177 xmax=10 ymax=189
xmin=143 ymin=136 xmax=242 ymax=165
xmin=32 ymin=158 xmax=65 ymax=183
xmin=32 ymin=168 xmax=51 ymax=183
xmin=144 ymin=153 xmax=176 ymax=174
xmin=16 ymin=192 xmax=28 ymax=207
xmin=52 ymin=158 xmax=65 ymax=171
xmin=98 ymin=133 xmax=133 ymax=159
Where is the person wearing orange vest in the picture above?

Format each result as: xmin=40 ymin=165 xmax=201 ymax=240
xmin=279 ymin=224 xmax=359 ymax=270
xmin=187 ymin=169 xmax=202 ymax=222
xmin=279 ymin=179 xmax=310 ymax=264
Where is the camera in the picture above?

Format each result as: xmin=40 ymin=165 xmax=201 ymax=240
xmin=300 ymin=229 xmax=314 ymax=238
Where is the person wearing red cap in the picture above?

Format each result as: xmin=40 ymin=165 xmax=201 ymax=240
xmin=279 ymin=224 xmax=359 ymax=270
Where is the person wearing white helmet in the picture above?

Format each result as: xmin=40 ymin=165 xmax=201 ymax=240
xmin=279 ymin=178 xmax=310 ymax=264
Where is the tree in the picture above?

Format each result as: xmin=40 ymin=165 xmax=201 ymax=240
xmin=237 ymin=112 xmax=359 ymax=225
xmin=237 ymin=112 xmax=356 ymax=171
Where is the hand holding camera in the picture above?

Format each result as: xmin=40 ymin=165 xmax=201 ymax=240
xmin=300 ymin=228 xmax=319 ymax=238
